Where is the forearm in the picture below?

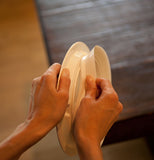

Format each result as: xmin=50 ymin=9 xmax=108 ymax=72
xmin=0 ymin=119 xmax=53 ymax=160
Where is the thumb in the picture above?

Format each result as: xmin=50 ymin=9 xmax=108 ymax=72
xmin=58 ymin=68 xmax=70 ymax=92
xmin=85 ymin=75 xmax=97 ymax=98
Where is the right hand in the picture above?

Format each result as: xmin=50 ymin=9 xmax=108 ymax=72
xmin=74 ymin=75 xmax=123 ymax=150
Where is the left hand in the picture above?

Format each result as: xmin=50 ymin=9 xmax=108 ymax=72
xmin=0 ymin=63 xmax=71 ymax=160
xmin=27 ymin=63 xmax=71 ymax=134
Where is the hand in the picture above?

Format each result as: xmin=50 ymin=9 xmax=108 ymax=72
xmin=0 ymin=63 xmax=70 ymax=160
xmin=27 ymin=63 xmax=70 ymax=134
xmin=74 ymin=76 xmax=123 ymax=160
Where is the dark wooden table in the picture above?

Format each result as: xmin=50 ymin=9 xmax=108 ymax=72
xmin=35 ymin=0 xmax=154 ymax=145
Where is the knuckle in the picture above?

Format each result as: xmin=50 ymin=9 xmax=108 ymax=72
xmin=102 ymin=78 xmax=110 ymax=85
xmin=41 ymin=73 xmax=52 ymax=82
xmin=106 ymin=90 xmax=119 ymax=103
xmin=113 ymin=92 xmax=119 ymax=102
xmin=60 ymin=91 xmax=69 ymax=100
xmin=105 ymin=79 xmax=110 ymax=84
xmin=82 ymin=96 xmax=91 ymax=104
xmin=32 ymin=77 xmax=40 ymax=87
xmin=62 ymin=74 xmax=69 ymax=81
xmin=32 ymin=78 xmax=37 ymax=83
xmin=117 ymin=102 xmax=123 ymax=113
xmin=53 ymin=63 xmax=60 ymax=67
xmin=32 ymin=79 xmax=36 ymax=86
xmin=50 ymin=63 xmax=61 ymax=72
xmin=41 ymin=74 xmax=46 ymax=82
xmin=49 ymin=63 xmax=60 ymax=70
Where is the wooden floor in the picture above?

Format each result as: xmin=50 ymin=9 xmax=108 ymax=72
xmin=0 ymin=0 xmax=48 ymax=159
xmin=0 ymin=0 xmax=153 ymax=159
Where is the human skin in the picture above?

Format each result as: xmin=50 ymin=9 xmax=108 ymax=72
xmin=74 ymin=76 xmax=123 ymax=160
xmin=0 ymin=63 xmax=71 ymax=160
xmin=0 ymin=63 xmax=123 ymax=160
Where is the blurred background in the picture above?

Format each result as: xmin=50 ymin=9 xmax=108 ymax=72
xmin=0 ymin=0 xmax=153 ymax=159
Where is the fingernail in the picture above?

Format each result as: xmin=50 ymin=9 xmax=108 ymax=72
xmin=62 ymin=68 xmax=70 ymax=77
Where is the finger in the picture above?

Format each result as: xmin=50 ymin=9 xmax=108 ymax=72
xmin=32 ymin=77 xmax=41 ymax=87
xmin=85 ymin=75 xmax=97 ymax=98
xmin=96 ymin=78 xmax=113 ymax=99
xmin=43 ymin=63 xmax=61 ymax=89
xmin=45 ymin=63 xmax=61 ymax=74
xmin=58 ymin=68 xmax=70 ymax=92
xmin=96 ymin=78 xmax=112 ymax=91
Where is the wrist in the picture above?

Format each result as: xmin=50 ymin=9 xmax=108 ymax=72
xmin=74 ymin=131 xmax=103 ymax=160
xmin=74 ymin=127 xmax=100 ymax=148
xmin=25 ymin=112 xmax=57 ymax=137
xmin=2 ymin=122 xmax=44 ymax=158
xmin=0 ymin=119 xmax=53 ymax=160
xmin=76 ymin=138 xmax=103 ymax=160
